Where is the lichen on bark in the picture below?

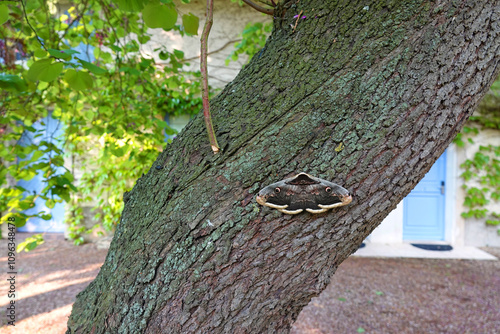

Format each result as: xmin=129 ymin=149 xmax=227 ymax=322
xmin=67 ymin=0 xmax=500 ymax=333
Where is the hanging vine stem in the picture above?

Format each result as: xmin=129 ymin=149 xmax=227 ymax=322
xmin=200 ymin=0 xmax=220 ymax=154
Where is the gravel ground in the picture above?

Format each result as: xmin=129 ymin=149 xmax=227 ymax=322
xmin=0 ymin=233 xmax=498 ymax=334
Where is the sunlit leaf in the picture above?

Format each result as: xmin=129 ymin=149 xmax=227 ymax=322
xmin=182 ymin=13 xmax=199 ymax=35
xmin=77 ymin=58 xmax=107 ymax=75
xmin=40 ymin=214 xmax=52 ymax=221
xmin=0 ymin=4 xmax=9 ymax=25
xmin=27 ymin=59 xmax=64 ymax=82
xmin=64 ymin=69 xmax=94 ymax=91
xmin=34 ymin=49 xmax=48 ymax=58
xmin=46 ymin=198 xmax=56 ymax=209
xmin=14 ymin=215 xmax=27 ymax=228
xmin=142 ymin=3 xmax=177 ymax=30
xmin=115 ymin=0 xmax=149 ymax=12
xmin=17 ymin=234 xmax=44 ymax=252
xmin=84 ymin=110 xmax=94 ymax=121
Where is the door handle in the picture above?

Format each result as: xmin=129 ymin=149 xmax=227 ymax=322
xmin=440 ymin=181 xmax=445 ymax=195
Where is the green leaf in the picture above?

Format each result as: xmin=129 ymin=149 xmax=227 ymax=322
xmin=46 ymin=198 xmax=56 ymax=209
xmin=48 ymin=48 xmax=80 ymax=60
xmin=27 ymin=59 xmax=64 ymax=82
xmin=112 ymin=147 xmax=126 ymax=157
xmin=115 ymin=0 xmax=148 ymax=12
xmin=0 ymin=74 xmax=27 ymax=92
xmin=17 ymin=234 xmax=44 ymax=252
xmin=0 ymin=4 xmax=9 ymax=25
xmin=159 ymin=51 xmax=169 ymax=60
xmin=109 ymin=45 xmax=121 ymax=53
xmin=84 ymin=110 xmax=94 ymax=121
xmin=48 ymin=49 xmax=71 ymax=60
xmin=142 ymin=4 xmax=177 ymax=30
xmin=14 ymin=215 xmax=27 ymax=228
xmin=55 ymin=174 xmax=78 ymax=192
xmin=40 ymin=214 xmax=52 ymax=221
xmin=18 ymin=168 xmax=37 ymax=181
xmin=182 ymin=13 xmax=199 ymax=35
xmin=30 ymin=150 xmax=45 ymax=162
xmin=357 ymin=328 xmax=366 ymax=333
xmin=34 ymin=49 xmax=48 ymax=58
xmin=18 ymin=200 xmax=34 ymax=210
xmin=73 ymin=237 xmax=85 ymax=245
xmin=173 ymin=49 xmax=184 ymax=59
xmin=64 ymin=69 xmax=94 ymax=91
xmin=137 ymin=34 xmax=151 ymax=44
xmin=155 ymin=119 xmax=168 ymax=128
xmin=77 ymin=58 xmax=107 ymax=75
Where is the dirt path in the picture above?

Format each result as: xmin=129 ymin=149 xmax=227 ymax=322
xmin=0 ymin=233 xmax=498 ymax=333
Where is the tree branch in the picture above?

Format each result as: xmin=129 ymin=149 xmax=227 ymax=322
xmin=242 ymin=0 xmax=274 ymax=16
xmin=21 ymin=0 xmax=47 ymax=51
xmin=183 ymin=39 xmax=241 ymax=62
xmin=200 ymin=0 xmax=220 ymax=153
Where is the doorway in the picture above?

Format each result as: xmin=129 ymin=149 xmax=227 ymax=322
xmin=403 ymin=151 xmax=447 ymax=241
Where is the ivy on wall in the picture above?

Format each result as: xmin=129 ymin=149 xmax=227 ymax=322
xmin=454 ymin=77 xmax=500 ymax=235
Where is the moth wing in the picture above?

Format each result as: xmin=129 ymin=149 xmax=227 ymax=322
xmin=279 ymin=208 xmax=303 ymax=214
xmin=306 ymin=207 xmax=328 ymax=214
xmin=318 ymin=202 xmax=348 ymax=209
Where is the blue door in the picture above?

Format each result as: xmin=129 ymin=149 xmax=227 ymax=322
xmin=17 ymin=114 xmax=66 ymax=233
xmin=403 ymin=151 xmax=446 ymax=241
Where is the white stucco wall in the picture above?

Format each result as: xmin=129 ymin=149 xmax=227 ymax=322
xmin=369 ymin=202 xmax=404 ymax=244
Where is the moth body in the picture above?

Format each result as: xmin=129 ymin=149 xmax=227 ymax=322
xmin=256 ymin=172 xmax=352 ymax=214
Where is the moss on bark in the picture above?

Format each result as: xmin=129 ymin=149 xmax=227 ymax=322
xmin=68 ymin=0 xmax=500 ymax=333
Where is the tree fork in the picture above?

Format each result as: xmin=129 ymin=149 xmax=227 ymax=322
xmin=67 ymin=1 xmax=500 ymax=333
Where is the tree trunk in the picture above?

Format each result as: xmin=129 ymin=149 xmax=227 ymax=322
xmin=67 ymin=0 xmax=500 ymax=333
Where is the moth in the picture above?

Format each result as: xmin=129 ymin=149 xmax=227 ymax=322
xmin=256 ymin=172 xmax=352 ymax=214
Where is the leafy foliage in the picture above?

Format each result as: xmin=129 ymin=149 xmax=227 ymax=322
xmin=226 ymin=21 xmax=272 ymax=65
xmin=0 ymin=0 xmax=204 ymax=247
xmin=17 ymin=233 xmax=45 ymax=252
xmin=455 ymin=76 xmax=500 ymax=235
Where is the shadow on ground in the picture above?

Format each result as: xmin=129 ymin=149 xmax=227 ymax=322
xmin=0 ymin=233 xmax=498 ymax=333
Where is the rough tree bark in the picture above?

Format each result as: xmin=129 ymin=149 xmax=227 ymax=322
xmin=67 ymin=0 xmax=499 ymax=333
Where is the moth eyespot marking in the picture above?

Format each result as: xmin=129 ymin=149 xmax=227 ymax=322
xmin=275 ymin=187 xmax=281 ymax=193
xmin=325 ymin=187 xmax=332 ymax=193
